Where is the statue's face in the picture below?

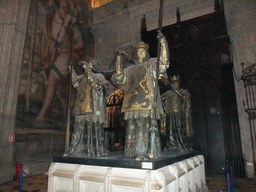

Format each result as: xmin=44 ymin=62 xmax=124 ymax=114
xmin=137 ymin=48 xmax=146 ymax=61
xmin=59 ymin=0 xmax=68 ymax=13
xmin=172 ymin=82 xmax=179 ymax=89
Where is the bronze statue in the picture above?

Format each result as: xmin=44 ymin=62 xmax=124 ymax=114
xmin=161 ymin=75 xmax=193 ymax=152
xmin=111 ymin=31 xmax=170 ymax=160
xmin=67 ymin=60 xmax=110 ymax=157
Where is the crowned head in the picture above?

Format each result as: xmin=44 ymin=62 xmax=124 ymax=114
xmin=133 ymin=41 xmax=150 ymax=63
xmin=170 ymin=75 xmax=180 ymax=84
xmin=170 ymin=75 xmax=180 ymax=89
xmin=135 ymin=41 xmax=149 ymax=50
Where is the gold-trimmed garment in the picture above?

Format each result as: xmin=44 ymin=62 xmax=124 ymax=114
xmin=122 ymin=63 xmax=152 ymax=112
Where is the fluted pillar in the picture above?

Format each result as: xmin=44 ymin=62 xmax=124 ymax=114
xmin=0 ymin=0 xmax=31 ymax=183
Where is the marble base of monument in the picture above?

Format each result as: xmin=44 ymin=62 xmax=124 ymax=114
xmin=47 ymin=152 xmax=207 ymax=192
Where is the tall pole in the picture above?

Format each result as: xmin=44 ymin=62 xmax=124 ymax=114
xmin=154 ymin=0 xmax=164 ymax=115
xmin=155 ymin=0 xmax=164 ymax=92
xmin=64 ymin=25 xmax=75 ymax=154
xmin=150 ymin=0 xmax=164 ymax=159
xmin=25 ymin=0 xmax=38 ymax=111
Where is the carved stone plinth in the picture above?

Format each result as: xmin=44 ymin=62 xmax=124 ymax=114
xmin=47 ymin=154 xmax=207 ymax=192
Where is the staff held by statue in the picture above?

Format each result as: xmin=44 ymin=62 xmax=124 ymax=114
xmin=150 ymin=0 xmax=165 ymax=158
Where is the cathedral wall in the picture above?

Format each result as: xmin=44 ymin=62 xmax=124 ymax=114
xmin=224 ymin=0 xmax=256 ymax=178
xmin=90 ymin=0 xmax=215 ymax=66
xmin=0 ymin=0 xmax=31 ymax=183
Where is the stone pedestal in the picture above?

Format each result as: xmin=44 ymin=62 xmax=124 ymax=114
xmin=14 ymin=128 xmax=65 ymax=176
xmin=47 ymin=153 xmax=207 ymax=192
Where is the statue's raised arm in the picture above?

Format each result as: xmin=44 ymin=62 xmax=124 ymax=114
xmin=157 ymin=30 xmax=170 ymax=79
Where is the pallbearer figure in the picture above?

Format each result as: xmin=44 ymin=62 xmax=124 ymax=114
xmin=67 ymin=59 xmax=110 ymax=157
xmin=161 ymin=75 xmax=193 ymax=152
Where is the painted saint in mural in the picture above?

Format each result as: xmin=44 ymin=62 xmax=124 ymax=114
xmin=36 ymin=0 xmax=86 ymax=123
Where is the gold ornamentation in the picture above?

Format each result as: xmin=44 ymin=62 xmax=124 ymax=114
xmin=135 ymin=41 xmax=149 ymax=50
xmin=122 ymin=69 xmax=152 ymax=112
xmin=149 ymin=153 xmax=155 ymax=159
xmin=139 ymin=75 xmax=149 ymax=94
xmin=81 ymin=84 xmax=92 ymax=113
xmin=171 ymin=75 xmax=179 ymax=82
xmin=89 ymin=58 xmax=98 ymax=63
xmin=136 ymin=156 xmax=143 ymax=161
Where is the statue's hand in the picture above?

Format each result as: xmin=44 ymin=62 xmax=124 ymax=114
xmin=116 ymin=55 xmax=123 ymax=74
xmin=68 ymin=61 xmax=73 ymax=72
xmin=156 ymin=30 xmax=164 ymax=40
xmin=78 ymin=61 xmax=90 ymax=71
xmin=78 ymin=61 xmax=86 ymax=66
xmin=117 ymin=49 xmax=123 ymax=55
xmin=64 ymin=14 xmax=73 ymax=27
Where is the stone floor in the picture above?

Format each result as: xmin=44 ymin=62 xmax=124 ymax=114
xmin=0 ymin=173 xmax=48 ymax=192
xmin=0 ymin=173 xmax=255 ymax=192
xmin=206 ymin=175 xmax=256 ymax=192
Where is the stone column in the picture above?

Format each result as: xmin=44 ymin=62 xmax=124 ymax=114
xmin=225 ymin=0 xmax=256 ymax=178
xmin=0 ymin=0 xmax=31 ymax=183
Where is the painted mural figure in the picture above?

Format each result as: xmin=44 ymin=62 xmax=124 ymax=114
xmin=67 ymin=60 xmax=110 ymax=157
xmin=36 ymin=0 xmax=85 ymax=122
xmin=111 ymin=31 xmax=170 ymax=160
xmin=161 ymin=75 xmax=193 ymax=152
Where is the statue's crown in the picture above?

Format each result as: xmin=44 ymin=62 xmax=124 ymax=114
xmin=89 ymin=58 xmax=98 ymax=63
xmin=88 ymin=58 xmax=99 ymax=68
xmin=170 ymin=75 xmax=180 ymax=82
xmin=135 ymin=41 xmax=149 ymax=50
